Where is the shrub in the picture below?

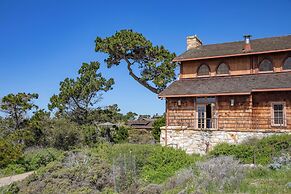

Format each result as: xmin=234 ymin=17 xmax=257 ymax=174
xmin=7 ymin=129 xmax=35 ymax=148
xmin=151 ymin=116 xmax=165 ymax=142
xmin=163 ymin=168 xmax=194 ymax=191
xmin=0 ymin=183 xmax=20 ymax=194
xmin=23 ymin=148 xmax=64 ymax=171
xmin=0 ymin=138 xmax=22 ymax=168
xmin=112 ymin=125 xmax=129 ymax=143
xmin=15 ymin=150 xmax=113 ymax=193
xmin=141 ymin=146 xmax=198 ymax=184
xmin=112 ymin=154 xmax=138 ymax=192
xmin=99 ymin=125 xmax=129 ymax=144
xmin=0 ymin=163 xmax=26 ymax=177
xmin=210 ymin=134 xmax=291 ymax=165
xmin=81 ymin=125 xmax=100 ymax=146
xmin=0 ymin=148 xmax=63 ymax=178
xmin=269 ymin=152 xmax=291 ymax=170
xmin=195 ymin=156 xmax=245 ymax=193
xmin=210 ymin=143 xmax=254 ymax=164
xmin=139 ymin=184 xmax=162 ymax=194
xmin=45 ymin=119 xmax=81 ymax=150
xmin=110 ymin=144 xmax=200 ymax=184
xmin=128 ymin=128 xmax=155 ymax=144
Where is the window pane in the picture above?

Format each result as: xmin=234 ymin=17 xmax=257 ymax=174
xmin=273 ymin=103 xmax=284 ymax=125
xmin=197 ymin=64 xmax=210 ymax=76
xmin=283 ymin=57 xmax=291 ymax=70
xmin=274 ymin=104 xmax=283 ymax=111
xmin=259 ymin=59 xmax=273 ymax=71
xmin=217 ymin=63 xmax=229 ymax=74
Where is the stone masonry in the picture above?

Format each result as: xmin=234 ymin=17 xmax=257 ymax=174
xmin=160 ymin=127 xmax=291 ymax=155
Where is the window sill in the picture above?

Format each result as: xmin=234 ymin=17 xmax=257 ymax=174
xmin=258 ymin=71 xmax=274 ymax=74
xmin=197 ymin=75 xmax=211 ymax=78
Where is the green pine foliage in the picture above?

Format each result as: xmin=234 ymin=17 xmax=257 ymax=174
xmin=95 ymin=29 xmax=177 ymax=94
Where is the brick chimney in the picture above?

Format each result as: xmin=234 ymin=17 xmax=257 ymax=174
xmin=187 ymin=35 xmax=202 ymax=50
xmin=243 ymin=35 xmax=252 ymax=52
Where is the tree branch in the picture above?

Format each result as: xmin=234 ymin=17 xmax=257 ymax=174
xmin=124 ymin=57 xmax=159 ymax=94
xmin=71 ymin=96 xmax=86 ymax=111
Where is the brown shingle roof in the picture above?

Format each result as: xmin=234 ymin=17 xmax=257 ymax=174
xmin=158 ymin=72 xmax=291 ymax=97
xmin=126 ymin=118 xmax=155 ymax=129
xmin=174 ymin=35 xmax=291 ymax=62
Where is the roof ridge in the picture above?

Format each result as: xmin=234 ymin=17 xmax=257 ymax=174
xmin=191 ymin=34 xmax=291 ymax=49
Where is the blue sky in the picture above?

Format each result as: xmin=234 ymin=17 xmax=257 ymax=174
xmin=0 ymin=0 xmax=291 ymax=115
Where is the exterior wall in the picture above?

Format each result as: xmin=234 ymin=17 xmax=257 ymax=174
xmin=180 ymin=51 xmax=291 ymax=79
xmin=167 ymin=98 xmax=195 ymax=127
xmin=217 ymin=95 xmax=252 ymax=130
xmin=160 ymin=128 xmax=291 ymax=154
xmin=252 ymin=91 xmax=291 ymax=129
xmin=166 ymin=92 xmax=291 ymax=130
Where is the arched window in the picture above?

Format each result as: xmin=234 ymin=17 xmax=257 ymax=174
xmin=197 ymin=64 xmax=210 ymax=76
xmin=217 ymin=63 xmax=229 ymax=75
xmin=283 ymin=57 xmax=291 ymax=70
xmin=259 ymin=59 xmax=273 ymax=72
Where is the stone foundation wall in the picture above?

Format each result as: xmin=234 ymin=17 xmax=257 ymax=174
xmin=160 ymin=127 xmax=291 ymax=155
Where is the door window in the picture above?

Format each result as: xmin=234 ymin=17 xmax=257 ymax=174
xmin=197 ymin=105 xmax=206 ymax=128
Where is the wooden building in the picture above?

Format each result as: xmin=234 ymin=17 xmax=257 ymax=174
xmin=159 ymin=35 xmax=291 ymax=148
xmin=126 ymin=117 xmax=155 ymax=130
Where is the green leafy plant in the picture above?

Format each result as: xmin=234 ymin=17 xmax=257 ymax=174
xmin=109 ymin=144 xmax=200 ymax=184
xmin=23 ymin=148 xmax=63 ymax=171
xmin=210 ymin=134 xmax=291 ymax=165
xmin=151 ymin=116 xmax=165 ymax=142
xmin=44 ymin=119 xmax=81 ymax=150
xmin=0 ymin=138 xmax=22 ymax=168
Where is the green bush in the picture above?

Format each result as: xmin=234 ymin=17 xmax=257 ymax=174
xmin=0 ymin=148 xmax=63 ymax=178
xmin=81 ymin=125 xmax=99 ymax=146
xmin=141 ymin=146 xmax=199 ymax=183
xmin=0 ymin=163 xmax=26 ymax=176
xmin=0 ymin=138 xmax=22 ymax=168
xmin=11 ymin=150 xmax=113 ymax=193
xmin=109 ymin=144 xmax=200 ymax=184
xmin=210 ymin=134 xmax=291 ymax=165
xmin=23 ymin=148 xmax=64 ymax=171
xmin=7 ymin=129 xmax=35 ymax=148
xmin=112 ymin=126 xmax=129 ymax=143
xmin=209 ymin=143 xmax=254 ymax=164
xmin=152 ymin=116 xmax=165 ymax=142
xmin=99 ymin=125 xmax=129 ymax=144
xmin=45 ymin=119 xmax=81 ymax=150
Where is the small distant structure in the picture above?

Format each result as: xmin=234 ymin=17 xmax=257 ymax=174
xmin=97 ymin=122 xmax=119 ymax=128
xmin=126 ymin=115 xmax=157 ymax=130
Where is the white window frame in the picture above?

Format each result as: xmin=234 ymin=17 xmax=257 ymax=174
xmin=271 ymin=102 xmax=286 ymax=127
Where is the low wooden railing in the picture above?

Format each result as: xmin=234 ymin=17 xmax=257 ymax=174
xmin=168 ymin=117 xmax=291 ymax=130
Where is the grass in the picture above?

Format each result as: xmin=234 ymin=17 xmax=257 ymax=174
xmin=239 ymin=167 xmax=291 ymax=194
